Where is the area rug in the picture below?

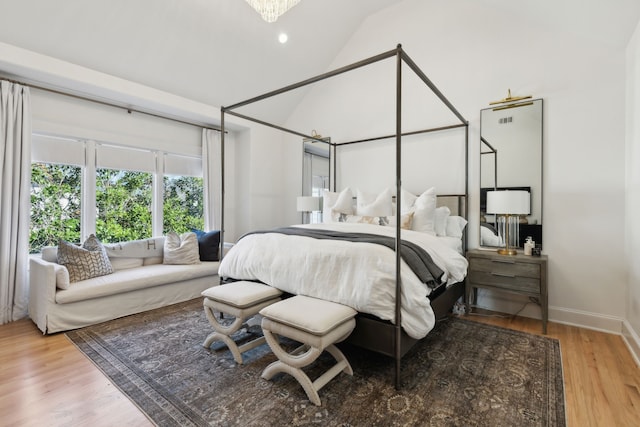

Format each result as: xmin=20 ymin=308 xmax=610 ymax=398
xmin=66 ymin=299 xmax=565 ymax=426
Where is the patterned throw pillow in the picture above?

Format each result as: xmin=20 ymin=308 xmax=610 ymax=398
xmin=332 ymin=210 xmax=414 ymax=229
xmin=163 ymin=232 xmax=201 ymax=265
xmin=57 ymin=235 xmax=114 ymax=283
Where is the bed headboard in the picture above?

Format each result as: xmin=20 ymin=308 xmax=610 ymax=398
xmin=436 ymin=194 xmax=467 ymax=218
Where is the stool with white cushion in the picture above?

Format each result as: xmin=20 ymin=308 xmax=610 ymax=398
xmin=259 ymin=295 xmax=357 ymax=406
xmin=202 ymin=281 xmax=282 ymax=364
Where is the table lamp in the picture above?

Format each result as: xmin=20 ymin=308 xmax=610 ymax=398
xmin=486 ymin=190 xmax=530 ymax=255
xmin=296 ymin=196 xmax=320 ymax=224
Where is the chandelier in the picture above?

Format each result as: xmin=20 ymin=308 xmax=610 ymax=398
xmin=245 ymin=0 xmax=301 ymax=23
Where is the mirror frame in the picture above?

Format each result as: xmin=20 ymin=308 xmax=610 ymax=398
xmin=479 ymin=98 xmax=543 ymax=250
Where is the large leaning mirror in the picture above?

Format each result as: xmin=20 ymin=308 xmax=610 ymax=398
xmin=301 ymin=137 xmax=330 ymax=223
xmin=480 ymin=98 xmax=543 ymax=249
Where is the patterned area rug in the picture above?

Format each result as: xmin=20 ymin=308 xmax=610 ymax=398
xmin=66 ymin=299 xmax=565 ymax=426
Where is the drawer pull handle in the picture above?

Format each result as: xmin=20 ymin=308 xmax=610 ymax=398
xmin=493 ymin=260 xmax=515 ymax=265
xmin=492 ymin=272 xmax=516 ymax=278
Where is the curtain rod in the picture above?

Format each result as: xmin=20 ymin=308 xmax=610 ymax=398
xmin=0 ymin=76 xmax=222 ymax=132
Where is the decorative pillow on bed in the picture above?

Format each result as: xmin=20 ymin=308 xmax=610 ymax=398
xmin=410 ymin=187 xmax=437 ymax=234
xmin=163 ymin=232 xmax=201 ymax=265
xmin=398 ymin=188 xmax=418 ymax=214
xmin=446 ymin=215 xmax=468 ymax=238
xmin=356 ymin=188 xmax=393 ymax=217
xmin=322 ymin=187 xmax=353 ymax=223
xmin=434 ymin=206 xmax=451 ymax=236
xmin=57 ymin=234 xmax=114 ymax=283
xmin=191 ymin=229 xmax=221 ymax=261
xmin=332 ymin=210 xmax=414 ymax=229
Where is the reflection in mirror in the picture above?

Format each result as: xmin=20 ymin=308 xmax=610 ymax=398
xmin=302 ymin=138 xmax=330 ymax=224
xmin=480 ymin=99 xmax=543 ymax=249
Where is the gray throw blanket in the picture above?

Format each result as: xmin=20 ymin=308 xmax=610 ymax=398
xmin=243 ymin=227 xmax=444 ymax=288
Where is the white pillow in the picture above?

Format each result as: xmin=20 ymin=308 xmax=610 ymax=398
xmin=322 ymin=188 xmax=353 ymax=223
xmin=356 ymin=188 xmax=393 ymax=217
xmin=434 ymin=206 xmax=451 ymax=236
xmin=163 ymin=232 xmax=200 ymax=265
xmin=399 ymin=189 xmax=418 ymax=214
xmin=411 ymin=187 xmax=437 ymax=234
xmin=104 ymin=237 xmax=164 ymax=258
xmin=446 ymin=216 xmax=468 ymax=238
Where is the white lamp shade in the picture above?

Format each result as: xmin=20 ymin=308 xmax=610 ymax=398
xmin=486 ymin=190 xmax=530 ymax=215
xmin=297 ymin=196 xmax=320 ymax=212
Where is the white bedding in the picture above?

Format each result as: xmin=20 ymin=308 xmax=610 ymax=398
xmin=218 ymin=223 xmax=468 ymax=339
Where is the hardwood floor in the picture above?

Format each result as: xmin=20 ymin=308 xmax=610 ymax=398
xmin=1 ymin=313 xmax=638 ymax=427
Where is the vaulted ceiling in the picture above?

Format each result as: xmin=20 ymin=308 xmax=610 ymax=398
xmin=0 ymin=0 xmax=404 ymax=123
xmin=1 ymin=0 xmax=639 ymax=125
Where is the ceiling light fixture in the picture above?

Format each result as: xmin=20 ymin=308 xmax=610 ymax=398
xmin=245 ymin=0 xmax=301 ymax=23
xmin=278 ymin=33 xmax=288 ymax=44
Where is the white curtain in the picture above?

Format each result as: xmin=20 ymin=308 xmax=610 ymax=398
xmin=202 ymin=128 xmax=222 ymax=231
xmin=0 ymin=81 xmax=32 ymax=324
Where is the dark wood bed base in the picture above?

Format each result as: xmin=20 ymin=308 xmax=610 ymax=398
xmin=345 ymin=280 xmax=465 ymax=359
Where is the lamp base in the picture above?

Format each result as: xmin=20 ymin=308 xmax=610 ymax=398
xmin=497 ymin=248 xmax=518 ymax=256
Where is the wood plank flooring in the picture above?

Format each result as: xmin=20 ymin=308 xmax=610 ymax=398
xmin=1 ymin=312 xmax=638 ymax=427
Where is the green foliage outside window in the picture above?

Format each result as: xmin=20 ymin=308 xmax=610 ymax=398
xmin=95 ymin=169 xmax=153 ymax=243
xmin=30 ymin=163 xmax=81 ymax=253
xmin=30 ymin=163 xmax=205 ymax=253
xmin=163 ymin=176 xmax=204 ymax=234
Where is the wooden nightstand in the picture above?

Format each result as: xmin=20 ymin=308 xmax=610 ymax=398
xmin=466 ymin=248 xmax=548 ymax=334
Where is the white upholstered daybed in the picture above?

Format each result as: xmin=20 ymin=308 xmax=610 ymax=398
xmin=29 ymin=235 xmax=223 ymax=334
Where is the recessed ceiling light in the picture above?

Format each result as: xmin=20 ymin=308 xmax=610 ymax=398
xmin=278 ymin=33 xmax=288 ymax=44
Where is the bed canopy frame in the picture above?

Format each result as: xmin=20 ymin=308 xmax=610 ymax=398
xmin=219 ymin=44 xmax=469 ymax=389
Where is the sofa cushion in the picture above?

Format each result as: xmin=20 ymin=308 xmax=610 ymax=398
xmin=192 ymin=229 xmax=221 ymax=261
xmin=110 ymin=257 xmax=144 ymax=271
xmin=55 ymin=262 xmax=219 ymax=304
xmin=163 ymin=232 xmax=200 ymax=265
xmin=57 ymin=235 xmax=113 ymax=283
xmin=42 ymin=246 xmax=58 ymax=263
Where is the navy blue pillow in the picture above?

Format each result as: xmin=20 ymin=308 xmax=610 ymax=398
xmin=191 ymin=229 xmax=220 ymax=261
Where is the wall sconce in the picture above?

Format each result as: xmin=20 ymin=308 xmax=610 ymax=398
xmin=296 ymin=196 xmax=320 ymax=224
xmin=486 ymin=190 xmax=530 ymax=255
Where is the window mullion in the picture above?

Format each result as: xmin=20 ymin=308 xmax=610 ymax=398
xmin=82 ymin=140 xmax=97 ymax=240
xmin=152 ymin=152 xmax=164 ymax=237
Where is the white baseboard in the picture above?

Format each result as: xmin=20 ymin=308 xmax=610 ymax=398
xmin=474 ymin=291 xmax=624 ymax=334
xmin=474 ymin=292 xmax=640 ymax=367
xmin=622 ymin=320 xmax=640 ymax=368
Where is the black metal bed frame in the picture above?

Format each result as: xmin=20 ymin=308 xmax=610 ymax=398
xmin=219 ymin=44 xmax=469 ymax=389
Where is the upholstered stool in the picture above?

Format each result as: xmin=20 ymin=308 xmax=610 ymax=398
xmin=202 ymin=281 xmax=282 ymax=364
xmin=259 ymin=295 xmax=357 ymax=406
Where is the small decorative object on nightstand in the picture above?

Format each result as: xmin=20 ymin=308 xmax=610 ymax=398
xmin=466 ymin=248 xmax=548 ymax=334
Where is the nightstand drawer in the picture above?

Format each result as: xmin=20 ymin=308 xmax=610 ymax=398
xmin=469 ymin=258 xmax=541 ymax=279
xmin=468 ymin=270 xmax=540 ymax=293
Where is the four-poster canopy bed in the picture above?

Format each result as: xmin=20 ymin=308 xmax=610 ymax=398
xmin=217 ymin=44 xmax=469 ymax=389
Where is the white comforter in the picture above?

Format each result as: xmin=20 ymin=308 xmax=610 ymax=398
xmin=218 ymin=223 xmax=468 ymax=339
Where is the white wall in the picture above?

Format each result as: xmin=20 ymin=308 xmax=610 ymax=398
xmin=285 ymin=0 xmax=630 ymax=331
xmin=625 ymin=20 xmax=640 ymax=362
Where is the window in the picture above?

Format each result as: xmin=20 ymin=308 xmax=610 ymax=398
xmin=29 ymin=163 xmax=82 ymax=253
xmin=163 ymin=175 xmax=204 ymax=234
xmin=96 ymin=169 xmax=153 ymax=242
xmin=29 ymin=135 xmax=205 ymax=252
